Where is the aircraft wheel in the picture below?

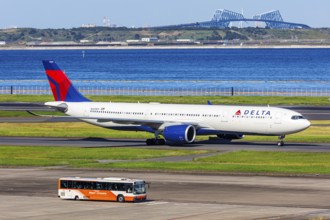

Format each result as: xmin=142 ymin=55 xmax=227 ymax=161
xmin=146 ymin=138 xmax=166 ymax=145
xmin=277 ymin=135 xmax=285 ymax=147
xmin=146 ymin=139 xmax=155 ymax=145
xmin=277 ymin=141 xmax=284 ymax=147
xmin=156 ymin=139 xmax=166 ymax=145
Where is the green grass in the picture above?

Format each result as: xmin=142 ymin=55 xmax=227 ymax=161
xmin=0 ymin=146 xmax=210 ymax=167
xmin=0 ymin=121 xmax=329 ymax=143
xmin=0 ymin=122 xmax=154 ymax=139
xmin=2 ymin=147 xmax=330 ymax=174
xmin=82 ymin=151 xmax=330 ymax=174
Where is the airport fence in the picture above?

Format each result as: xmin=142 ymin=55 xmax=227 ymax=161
xmin=0 ymin=86 xmax=329 ymax=97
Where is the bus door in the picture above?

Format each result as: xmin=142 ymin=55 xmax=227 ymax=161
xmin=63 ymin=180 xmax=75 ymax=199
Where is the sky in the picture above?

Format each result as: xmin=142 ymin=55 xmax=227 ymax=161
xmin=1 ymin=0 xmax=329 ymax=29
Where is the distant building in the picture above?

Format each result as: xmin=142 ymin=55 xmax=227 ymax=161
xmin=80 ymin=40 xmax=92 ymax=43
xmin=110 ymin=42 xmax=128 ymax=46
xmin=96 ymin=41 xmax=112 ymax=45
xmin=26 ymin=42 xmax=38 ymax=46
xmin=81 ymin=24 xmax=96 ymax=28
xmin=141 ymin=37 xmax=158 ymax=43
xmin=40 ymin=41 xmax=77 ymax=45
xmin=176 ymin=39 xmax=193 ymax=43
xmin=0 ymin=41 xmax=6 ymax=46
xmin=126 ymin=40 xmax=140 ymax=43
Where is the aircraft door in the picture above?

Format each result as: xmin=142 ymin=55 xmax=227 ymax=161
xmin=275 ymin=112 xmax=282 ymax=124
xmin=221 ymin=111 xmax=229 ymax=123
xmin=145 ymin=110 xmax=150 ymax=119
xmin=84 ymin=107 xmax=90 ymax=117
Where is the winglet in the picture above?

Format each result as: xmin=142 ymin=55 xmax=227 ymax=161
xmin=42 ymin=60 xmax=90 ymax=102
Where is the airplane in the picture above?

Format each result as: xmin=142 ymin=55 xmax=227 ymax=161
xmin=39 ymin=60 xmax=311 ymax=147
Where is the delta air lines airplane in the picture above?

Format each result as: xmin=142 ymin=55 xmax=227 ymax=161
xmin=40 ymin=60 xmax=310 ymax=146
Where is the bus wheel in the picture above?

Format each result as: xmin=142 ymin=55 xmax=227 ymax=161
xmin=74 ymin=196 xmax=79 ymax=200
xmin=117 ymin=195 xmax=125 ymax=203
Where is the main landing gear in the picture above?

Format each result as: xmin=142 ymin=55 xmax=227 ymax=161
xmin=146 ymin=132 xmax=166 ymax=145
xmin=146 ymin=138 xmax=166 ymax=145
xmin=277 ymin=135 xmax=285 ymax=147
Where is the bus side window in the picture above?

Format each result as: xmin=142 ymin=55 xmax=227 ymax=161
xmin=72 ymin=181 xmax=77 ymax=189
xmin=118 ymin=183 xmax=125 ymax=191
xmin=60 ymin=180 xmax=68 ymax=189
xmin=77 ymin=181 xmax=83 ymax=189
xmin=82 ymin=181 xmax=90 ymax=189
xmin=68 ymin=181 xmax=72 ymax=189
xmin=96 ymin=182 xmax=104 ymax=190
xmin=100 ymin=182 xmax=107 ymax=190
xmin=107 ymin=183 xmax=112 ymax=190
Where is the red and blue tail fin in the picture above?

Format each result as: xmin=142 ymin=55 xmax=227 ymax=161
xmin=42 ymin=60 xmax=90 ymax=102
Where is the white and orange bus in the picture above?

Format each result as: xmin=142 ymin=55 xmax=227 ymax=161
xmin=58 ymin=177 xmax=147 ymax=202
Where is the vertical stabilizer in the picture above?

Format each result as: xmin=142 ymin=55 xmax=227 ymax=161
xmin=42 ymin=60 xmax=90 ymax=102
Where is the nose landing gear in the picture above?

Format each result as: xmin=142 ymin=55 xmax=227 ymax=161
xmin=277 ymin=135 xmax=285 ymax=147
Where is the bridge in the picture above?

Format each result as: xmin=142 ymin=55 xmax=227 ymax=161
xmin=155 ymin=9 xmax=310 ymax=29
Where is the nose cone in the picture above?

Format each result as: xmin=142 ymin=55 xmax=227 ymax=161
xmin=303 ymin=119 xmax=311 ymax=130
xmin=295 ymin=118 xmax=311 ymax=133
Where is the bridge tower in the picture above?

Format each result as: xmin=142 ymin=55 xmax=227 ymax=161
xmin=203 ymin=9 xmax=245 ymax=28
xmin=153 ymin=9 xmax=310 ymax=29
xmin=253 ymin=10 xmax=286 ymax=29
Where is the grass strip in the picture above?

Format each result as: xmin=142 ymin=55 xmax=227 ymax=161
xmin=83 ymin=151 xmax=330 ymax=174
xmin=0 ymin=146 xmax=210 ymax=167
xmin=2 ymin=147 xmax=330 ymax=174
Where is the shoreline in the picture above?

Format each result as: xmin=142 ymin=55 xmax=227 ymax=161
xmin=1 ymin=45 xmax=330 ymax=50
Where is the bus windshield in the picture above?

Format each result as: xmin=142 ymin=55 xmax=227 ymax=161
xmin=134 ymin=182 xmax=146 ymax=195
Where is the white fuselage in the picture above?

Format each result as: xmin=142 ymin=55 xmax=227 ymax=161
xmin=46 ymin=101 xmax=311 ymax=136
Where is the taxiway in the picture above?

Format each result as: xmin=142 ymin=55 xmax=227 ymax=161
xmin=1 ymin=168 xmax=330 ymax=220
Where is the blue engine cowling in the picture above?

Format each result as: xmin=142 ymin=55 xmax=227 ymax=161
xmin=163 ymin=125 xmax=196 ymax=145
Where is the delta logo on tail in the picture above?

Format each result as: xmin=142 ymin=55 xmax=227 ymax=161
xmin=42 ymin=60 xmax=90 ymax=102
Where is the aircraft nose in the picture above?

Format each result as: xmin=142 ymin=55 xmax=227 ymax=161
xmin=304 ymin=119 xmax=311 ymax=129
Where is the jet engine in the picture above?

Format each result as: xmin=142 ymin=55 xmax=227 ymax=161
xmin=163 ymin=125 xmax=196 ymax=145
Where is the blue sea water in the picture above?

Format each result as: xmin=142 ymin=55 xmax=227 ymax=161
xmin=0 ymin=48 xmax=329 ymax=90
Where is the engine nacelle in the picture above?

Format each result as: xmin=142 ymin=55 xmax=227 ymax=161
xmin=217 ymin=134 xmax=244 ymax=140
xmin=163 ymin=125 xmax=196 ymax=145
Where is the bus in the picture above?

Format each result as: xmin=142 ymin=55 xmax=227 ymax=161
xmin=58 ymin=177 xmax=147 ymax=202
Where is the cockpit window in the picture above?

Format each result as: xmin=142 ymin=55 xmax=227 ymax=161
xmin=291 ymin=115 xmax=305 ymax=120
